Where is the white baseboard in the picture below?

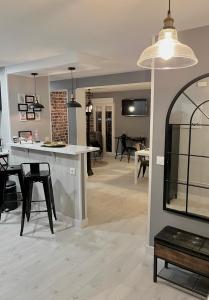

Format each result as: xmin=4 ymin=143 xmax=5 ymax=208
xmin=146 ymin=245 xmax=154 ymax=255
xmin=73 ymin=218 xmax=89 ymax=228
xmin=56 ymin=212 xmax=88 ymax=228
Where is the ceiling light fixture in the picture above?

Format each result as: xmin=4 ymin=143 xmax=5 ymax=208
xmin=31 ymin=73 xmax=45 ymax=109
xmin=86 ymin=89 xmax=93 ymax=114
xmin=137 ymin=0 xmax=198 ymax=69
xmin=66 ymin=67 xmax=82 ymax=108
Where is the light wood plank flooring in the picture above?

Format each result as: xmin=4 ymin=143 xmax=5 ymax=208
xmin=0 ymin=156 xmax=196 ymax=300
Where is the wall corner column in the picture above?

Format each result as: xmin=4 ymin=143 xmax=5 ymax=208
xmin=0 ymin=67 xmax=12 ymax=148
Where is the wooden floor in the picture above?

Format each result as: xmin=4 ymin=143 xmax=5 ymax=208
xmin=0 ymin=156 xmax=196 ymax=300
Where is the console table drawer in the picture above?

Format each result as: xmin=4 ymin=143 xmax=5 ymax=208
xmin=155 ymin=243 xmax=209 ymax=277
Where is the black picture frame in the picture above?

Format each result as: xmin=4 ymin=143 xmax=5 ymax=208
xmin=26 ymin=112 xmax=35 ymax=120
xmin=25 ymin=95 xmax=34 ymax=103
xmin=27 ymin=107 xmax=34 ymax=113
xmin=18 ymin=130 xmax=32 ymax=139
xmin=33 ymin=107 xmax=41 ymax=112
xmin=18 ymin=103 xmax=28 ymax=112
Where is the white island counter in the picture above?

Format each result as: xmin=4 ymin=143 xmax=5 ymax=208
xmin=10 ymin=143 xmax=99 ymax=227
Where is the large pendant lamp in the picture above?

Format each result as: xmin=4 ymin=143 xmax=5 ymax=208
xmin=66 ymin=67 xmax=82 ymax=108
xmin=31 ymin=73 xmax=45 ymax=109
xmin=137 ymin=0 xmax=198 ymax=69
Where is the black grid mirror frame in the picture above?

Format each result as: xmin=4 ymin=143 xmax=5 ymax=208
xmin=163 ymin=73 xmax=209 ymax=222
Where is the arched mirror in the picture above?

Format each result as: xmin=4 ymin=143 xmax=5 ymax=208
xmin=164 ymin=73 xmax=209 ymax=221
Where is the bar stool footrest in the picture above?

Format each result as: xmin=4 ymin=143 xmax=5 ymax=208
xmin=30 ymin=210 xmax=48 ymax=213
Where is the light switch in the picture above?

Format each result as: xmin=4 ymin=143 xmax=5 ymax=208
xmin=70 ymin=168 xmax=76 ymax=175
xmin=156 ymin=156 xmax=164 ymax=165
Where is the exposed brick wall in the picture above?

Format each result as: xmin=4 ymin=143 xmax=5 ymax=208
xmin=50 ymin=91 xmax=68 ymax=143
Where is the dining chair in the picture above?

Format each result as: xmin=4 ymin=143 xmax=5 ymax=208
xmin=137 ymin=145 xmax=149 ymax=177
xmin=138 ymin=156 xmax=149 ymax=177
xmin=120 ymin=134 xmax=137 ymax=163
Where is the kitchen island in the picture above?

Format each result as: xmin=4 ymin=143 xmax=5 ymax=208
xmin=10 ymin=143 xmax=99 ymax=227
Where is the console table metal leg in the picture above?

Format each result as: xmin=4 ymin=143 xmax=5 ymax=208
xmin=165 ymin=261 xmax=168 ymax=268
xmin=153 ymin=255 xmax=157 ymax=282
xmin=115 ymin=138 xmax=120 ymax=159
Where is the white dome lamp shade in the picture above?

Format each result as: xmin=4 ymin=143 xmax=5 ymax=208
xmin=137 ymin=0 xmax=198 ymax=70
xmin=66 ymin=67 xmax=82 ymax=108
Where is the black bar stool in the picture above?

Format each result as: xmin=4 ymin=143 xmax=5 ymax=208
xmin=0 ymin=164 xmax=25 ymax=219
xmin=21 ymin=162 xmax=57 ymax=236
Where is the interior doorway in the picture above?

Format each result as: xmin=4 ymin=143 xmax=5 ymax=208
xmin=86 ymin=83 xmax=151 ymax=229
xmin=92 ymin=98 xmax=115 ymax=154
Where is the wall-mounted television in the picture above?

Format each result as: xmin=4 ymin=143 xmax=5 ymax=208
xmin=122 ymin=99 xmax=148 ymax=116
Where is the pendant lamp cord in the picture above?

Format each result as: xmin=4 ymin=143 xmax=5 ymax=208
xmin=168 ymin=0 xmax=171 ymax=14
xmin=71 ymin=69 xmax=74 ymax=98
xmin=34 ymin=74 xmax=37 ymax=99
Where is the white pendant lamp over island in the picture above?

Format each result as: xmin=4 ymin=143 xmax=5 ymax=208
xmin=137 ymin=0 xmax=198 ymax=69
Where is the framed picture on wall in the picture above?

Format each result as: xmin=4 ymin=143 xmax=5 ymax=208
xmin=18 ymin=130 xmax=32 ymax=139
xmin=18 ymin=103 xmax=28 ymax=111
xmin=26 ymin=112 xmax=35 ymax=120
xmin=25 ymin=95 xmax=34 ymax=103
xmin=19 ymin=112 xmax=27 ymax=121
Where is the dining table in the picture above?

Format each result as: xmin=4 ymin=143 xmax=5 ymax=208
xmin=134 ymin=149 xmax=150 ymax=184
xmin=114 ymin=135 xmax=146 ymax=159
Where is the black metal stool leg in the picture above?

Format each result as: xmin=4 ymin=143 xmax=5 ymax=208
xmin=120 ymin=148 xmax=125 ymax=161
xmin=26 ymin=181 xmax=33 ymax=222
xmin=138 ymin=163 xmax=142 ymax=178
xmin=17 ymin=171 xmax=25 ymax=200
xmin=128 ymin=150 xmax=131 ymax=163
xmin=48 ymin=177 xmax=57 ymax=220
xmin=43 ymin=180 xmax=54 ymax=234
xmin=0 ymin=175 xmax=7 ymax=220
xmin=20 ymin=196 xmax=27 ymax=236
xmin=143 ymin=165 xmax=146 ymax=177
xmin=18 ymin=171 xmax=27 ymax=235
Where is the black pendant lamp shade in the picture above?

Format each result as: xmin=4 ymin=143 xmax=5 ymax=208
xmin=31 ymin=73 xmax=45 ymax=109
xmin=66 ymin=67 xmax=82 ymax=108
xmin=86 ymin=89 xmax=93 ymax=113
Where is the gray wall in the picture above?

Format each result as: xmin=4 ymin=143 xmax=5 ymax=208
xmin=95 ymin=90 xmax=150 ymax=146
xmin=149 ymin=25 xmax=209 ymax=245
xmin=50 ymin=70 xmax=151 ymax=91
xmin=8 ymin=75 xmax=51 ymax=140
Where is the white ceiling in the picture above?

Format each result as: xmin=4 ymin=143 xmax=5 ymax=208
xmin=2 ymin=0 xmax=209 ymax=79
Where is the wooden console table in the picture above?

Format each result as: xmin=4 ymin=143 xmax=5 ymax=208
xmin=154 ymin=226 xmax=209 ymax=298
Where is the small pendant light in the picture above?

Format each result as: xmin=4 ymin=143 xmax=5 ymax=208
xmin=86 ymin=89 xmax=93 ymax=114
xmin=137 ymin=0 xmax=198 ymax=69
xmin=31 ymin=73 xmax=45 ymax=109
xmin=66 ymin=67 xmax=82 ymax=108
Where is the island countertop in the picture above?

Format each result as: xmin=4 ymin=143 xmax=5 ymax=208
xmin=11 ymin=142 xmax=99 ymax=155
